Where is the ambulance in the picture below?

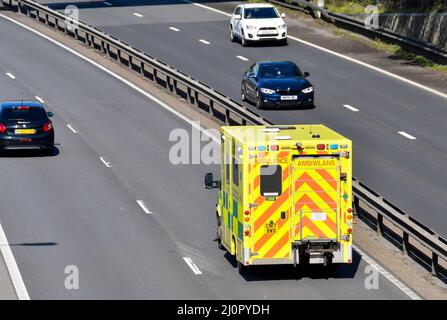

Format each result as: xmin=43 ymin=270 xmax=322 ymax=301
xmin=204 ymin=124 xmax=353 ymax=274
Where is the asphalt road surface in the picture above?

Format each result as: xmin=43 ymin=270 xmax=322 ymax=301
xmin=35 ymin=0 xmax=447 ymax=237
xmin=0 ymin=14 xmax=411 ymax=299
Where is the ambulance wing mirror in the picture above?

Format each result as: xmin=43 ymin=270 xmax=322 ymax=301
xmin=204 ymin=173 xmax=221 ymax=189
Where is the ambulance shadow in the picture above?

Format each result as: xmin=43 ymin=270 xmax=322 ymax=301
xmin=224 ymin=250 xmax=362 ymax=281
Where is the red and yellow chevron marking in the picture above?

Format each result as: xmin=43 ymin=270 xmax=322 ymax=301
xmin=251 ymin=151 xmax=292 ymax=259
xmin=294 ymin=166 xmax=339 ymax=240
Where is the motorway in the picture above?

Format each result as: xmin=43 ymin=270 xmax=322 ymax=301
xmin=0 ymin=12 xmax=411 ymax=299
xmin=34 ymin=0 xmax=447 ymax=237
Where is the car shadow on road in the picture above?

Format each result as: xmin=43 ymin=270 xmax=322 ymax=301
xmin=0 ymin=146 xmax=60 ymax=158
xmin=223 ymin=249 xmax=361 ymax=281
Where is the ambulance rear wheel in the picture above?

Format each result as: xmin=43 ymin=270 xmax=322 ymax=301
xmin=216 ymin=214 xmax=224 ymax=250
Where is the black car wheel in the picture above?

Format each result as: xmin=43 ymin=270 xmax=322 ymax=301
xmin=241 ymin=84 xmax=247 ymax=102
xmin=241 ymin=32 xmax=248 ymax=47
xmin=256 ymin=92 xmax=263 ymax=109
xmin=230 ymin=26 xmax=236 ymax=42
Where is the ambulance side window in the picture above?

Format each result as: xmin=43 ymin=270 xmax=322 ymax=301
xmin=232 ymin=142 xmax=239 ymax=186
xmin=260 ymin=165 xmax=282 ymax=197
xmin=233 ymin=158 xmax=239 ymax=186
xmin=225 ymin=153 xmax=230 ymax=184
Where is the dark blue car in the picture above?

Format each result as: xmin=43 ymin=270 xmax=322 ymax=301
xmin=241 ymin=61 xmax=314 ymax=109
xmin=0 ymin=100 xmax=54 ymax=153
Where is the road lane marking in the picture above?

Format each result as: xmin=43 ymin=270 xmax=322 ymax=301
xmin=103 ymin=1 xmax=112 ymax=5
xmin=35 ymin=96 xmax=45 ymax=103
xmin=343 ymin=104 xmax=359 ymax=112
xmin=183 ymin=257 xmax=202 ymax=275
xmin=169 ymin=27 xmax=180 ymax=32
xmin=198 ymin=39 xmax=210 ymax=45
xmin=66 ymin=124 xmax=77 ymax=133
xmin=6 ymin=73 xmax=15 ymax=79
xmin=237 ymin=55 xmax=249 ymax=61
xmin=4 ymin=13 xmax=423 ymax=299
xmin=99 ymin=157 xmax=112 ymax=167
xmin=0 ymin=223 xmax=30 ymax=300
xmin=181 ymin=0 xmax=231 ymax=17
xmin=136 ymin=200 xmax=152 ymax=214
xmin=181 ymin=1 xmax=447 ymax=101
xmin=133 ymin=13 xmax=143 ymax=18
xmin=398 ymin=131 xmax=417 ymax=140
xmin=353 ymin=245 xmax=421 ymax=300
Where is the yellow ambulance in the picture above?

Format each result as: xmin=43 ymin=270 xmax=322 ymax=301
xmin=205 ymin=124 xmax=353 ymax=274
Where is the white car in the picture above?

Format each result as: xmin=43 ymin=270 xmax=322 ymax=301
xmin=229 ymin=3 xmax=287 ymax=46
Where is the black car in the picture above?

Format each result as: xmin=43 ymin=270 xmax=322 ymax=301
xmin=241 ymin=61 xmax=314 ymax=109
xmin=0 ymin=101 xmax=54 ymax=152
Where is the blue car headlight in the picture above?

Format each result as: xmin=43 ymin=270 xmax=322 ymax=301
xmin=260 ymin=88 xmax=275 ymax=95
xmin=302 ymin=87 xmax=314 ymax=94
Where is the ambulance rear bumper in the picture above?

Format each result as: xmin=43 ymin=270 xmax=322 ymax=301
xmin=249 ymin=242 xmax=352 ymax=265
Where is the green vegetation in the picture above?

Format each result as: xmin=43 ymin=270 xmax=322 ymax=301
xmin=323 ymin=0 xmax=447 ymax=14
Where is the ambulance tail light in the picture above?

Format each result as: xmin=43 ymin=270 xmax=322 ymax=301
xmin=244 ymin=210 xmax=250 ymax=216
xmin=347 ymin=228 xmax=353 ymax=234
xmin=317 ymin=144 xmax=325 ymax=150
xmin=244 ymin=230 xmax=250 ymax=236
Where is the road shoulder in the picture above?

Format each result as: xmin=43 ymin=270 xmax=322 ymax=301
xmin=0 ymin=252 xmax=17 ymax=300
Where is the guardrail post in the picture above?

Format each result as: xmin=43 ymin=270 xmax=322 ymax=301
xmin=353 ymin=196 xmax=360 ymax=217
xmin=402 ymin=231 xmax=409 ymax=255
xmin=376 ymin=213 xmax=383 ymax=238
xmin=431 ymin=253 xmax=439 ymax=277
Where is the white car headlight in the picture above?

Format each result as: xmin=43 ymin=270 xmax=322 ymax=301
xmin=260 ymin=88 xmax=275 ymax=95
xmin=278 ymin=24 xmax=287 ymax=29
xmin=245 ymin=25 xmax=257 ymax=30
xmin=302 ymin=87 xmax=314 ymax=94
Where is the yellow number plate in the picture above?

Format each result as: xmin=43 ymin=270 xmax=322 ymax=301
xmin=265 ymin=221 xmax=277 ymax=234
xmin=15 ymin=129 xmax=36 ymax=134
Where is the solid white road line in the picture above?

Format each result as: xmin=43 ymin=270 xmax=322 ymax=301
xmin=183 ymin=257 xmax=202 ymax=275
xmin=181 ymin=0 xmax=231 ymax=17
xmin=0 ymin=223 xmax=30 ymax=300
xmin=169 ymin=27 xmax=180 ymax=32
xmin=6 ymin=73 xmax=15 ymax=79
xmin=133 ymin=13 xmax=143 ymax=18
xmin=103 ymin=2 xmax=112 ymax=6
xmin=198 ymin=39 xmax=210 ymax=45
xmin=398 ymin=131 xmax=417 ymax=140
xmin=35 ymin=96 xmax=45 ymax=103
xmin=0 ymin=12 xmax=421 ymax=300
xmin=136 ymin=200 xmax=152 ymax=214
xmin=353 ymin=245 xmax=422 ymax=300
xmin=99 ymin=157 xmax=112 ymax=168
xmin=66 ymin=124 xmax=77 ymax=133
xmin=236 ymin=55 xmax=249 ymax=61
xmin=343 ymin=104 xmax=359 ymax=112
xmin=182 ymin=0 xmax=447 ymax=101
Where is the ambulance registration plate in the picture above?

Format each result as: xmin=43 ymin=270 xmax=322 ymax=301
xmin=265 ymin=221 xmax=277 ymax=234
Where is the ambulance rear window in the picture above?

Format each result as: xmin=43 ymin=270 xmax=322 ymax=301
xmin=260 ymin=165 xmax=282 ymax=197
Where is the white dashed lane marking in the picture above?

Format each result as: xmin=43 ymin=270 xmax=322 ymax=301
xmin=343 ymin=104 xmax=359 ymax=112
xmin=133 ymin=13 xmax=143 ymax=18
xmin=183 ymin=257 xmax=202 ymax=275
xmin=236 ymin=55 xmax=249 ymax=61
xmin=398 ymin=131 xmax=417 ymax=140
xmin=6 ymin=73 xmax=15 ymax=79
xmin=136 ymin=200 xmax=152 ymax=214
xmin=66 ymin=124 xmax=77 ymax=133
xmin=169 ymin=27 xmax=180 ymax=32
xmin=199 ymin=39 xmax=210 ymax=45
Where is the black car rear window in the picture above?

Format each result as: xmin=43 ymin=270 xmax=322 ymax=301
xmin=259 ymin=64 xmax=303 ymax=78
xmin=2 ymin=107 xmax=46 ymax=121
xmin=244 ymin=7 xmax=279 ymax=19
